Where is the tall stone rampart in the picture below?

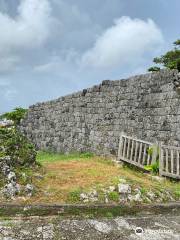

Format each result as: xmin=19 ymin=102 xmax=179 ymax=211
xmin=20 ymin=70 xmax=180 ymax=155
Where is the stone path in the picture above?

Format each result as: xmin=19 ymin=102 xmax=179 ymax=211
xmin=0 ymin=214 xmax=180 ymax=240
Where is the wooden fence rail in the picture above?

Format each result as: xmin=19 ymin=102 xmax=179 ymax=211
xmin=159 ymin=144 xmax=180 ymax=179
xmin=117 ymin=132 xmax=180 ymax=180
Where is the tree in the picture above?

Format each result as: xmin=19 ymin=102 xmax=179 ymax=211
xmin=148 ymin=39 xmax=180 ymax=72
xmin=0 ymin=107 xmax=27 ymax=125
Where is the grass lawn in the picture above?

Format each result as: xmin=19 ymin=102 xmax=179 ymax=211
xmin=13 ymin=152 xmax=180 ymax=204
xmin=30 ymin=152 xmax=122 ymax=203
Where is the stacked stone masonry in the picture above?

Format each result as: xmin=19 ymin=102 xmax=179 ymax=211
xmin=20 ymin=70 xmax=180 ymax=155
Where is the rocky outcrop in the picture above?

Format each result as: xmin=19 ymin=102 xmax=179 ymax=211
xmin=0 ymin=156 xmax=20 ymax=198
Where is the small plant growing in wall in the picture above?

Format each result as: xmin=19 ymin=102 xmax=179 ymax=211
xmin=148 ymin=66 xmax=161 ymax=72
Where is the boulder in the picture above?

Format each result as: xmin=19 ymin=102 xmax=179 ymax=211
xmin=7 ymin=171 xmax=16 ymax=182
xmin=2 ymin=182 xmax=20 ymax=198
xmin=151 ymin=176 xmax=164 ymax=183
xmin=118 ymin=184 xmax=131 ymax=194
xmin=25 ymin=184 xmax=34 ymax=197
xmin=89 ymin=190 xmax=98 ymax=202
xmin=80 ymin=193 xmax=88 ymax=201
xmin=109 ymin=186 xmax=116 ymax=192
xmin=128 ymin=193 xmax=142 ymax=202
xmin=147 ymin=191 xmax=156 ymax=201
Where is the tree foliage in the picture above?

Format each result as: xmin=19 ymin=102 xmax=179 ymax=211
xmin=0 ymin=107 xmax=36 ymax=167
xmin=148 ymin=39 xmax=180 ymax=72
xmin=0 ymin=127 xmax=36 ymax=167
xmin=148 ymin=66 xmax=161 ymax=72
xmin=0 ymin=107 xmax=27 ymax=125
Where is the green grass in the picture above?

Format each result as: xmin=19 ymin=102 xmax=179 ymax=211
xmin=3 ymin=151 xmax=179 ymax=205
xmin=108 ymin=191 xmax=119 ymax=202
xmin=33 ymin=152 xmax=180 ymax=204
xmin=36 ymin=151 xmax=94 ymax=164
xmin=67 ymin=188 xmax=82 ymax=203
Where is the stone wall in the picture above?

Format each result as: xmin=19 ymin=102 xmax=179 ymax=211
xmin=20 ymin=69 xmax=180 ymax=155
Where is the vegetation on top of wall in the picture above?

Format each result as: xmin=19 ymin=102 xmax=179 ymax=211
xmin=148 ymin=39 xmax=180 ymax=72
xmin=148 ymin=66 xmax=161 ymax=72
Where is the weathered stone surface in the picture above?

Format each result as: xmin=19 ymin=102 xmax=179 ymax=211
xmin=0 ymin=214 xmax=179 ymax=240
xmin=118 ymin=184 xmax=131 ymax=194
xmin=25 ymin=184 xmax=34 ymax=197
xmin=151 ymin=176 xmax=165 ymax=182
xmin=147 ymin=191 xmax=156 ymax=201
xmin=128 ymin=193 xmax=142 ymax=202
xmin=7 ymin=171 xmax=16 ymax=181
xmin=20 ymin=70 xmax=180 ymax=155
xmin=109 ymin=186 xmax=116 ymax=192
xmin=2 ymin=181 xmax=20 ymax=198
xmin=80 ymin=190 xmax=99 ymax=203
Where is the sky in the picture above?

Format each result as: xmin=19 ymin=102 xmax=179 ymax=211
xmin=0 ymin=0 xmax=179 ymax=113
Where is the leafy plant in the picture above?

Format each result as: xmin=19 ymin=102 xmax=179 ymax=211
xmin=80 ymin=152 xmax=94 ymax=158
xmin=67 ymin=189 xmax=81 ymax=203
xmin=140 ymin=188 xmax=147 ymax=195
xmin=144 ymin=161 xmax=159 ymax=174
xmin=144 ymin=146 xmax=159 ymax=174
xmin=0 ymin=127 xmax=36 ymax=167
xmin=105 ymin=212 xmax=114 ymax=218
xmin=147 ymin=147 xmax=153 ymax=156
xmin=108 ymin=191 xmax=119 ymax=202
xmin=0 ymin=107 xmax=27 ymax=125
xmin=148 ymin=39 xmax=180 ymax=71
xmin=174 ymin=190 xmax=180 ymax=199
xmin=148 ymin=66 xmax=161 ymax=72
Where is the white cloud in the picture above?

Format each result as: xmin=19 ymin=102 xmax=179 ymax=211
xmin=33 ymin=49 xmax=80 ymax=73
xmin=81 ymin=17 xmax=164 ymax=69
xmin=0 ymin=0 xmax=52 ymax=54
xmin=0 ymin=0 xmax=54 ymax=73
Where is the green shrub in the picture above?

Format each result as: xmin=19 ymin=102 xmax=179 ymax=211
xmin=148 ymin=39 xmax=180 ymax=71
xmin=0 ymin=107 xmax=27 ymax=125
xmin=0 ymin=127 xmax=36 ymax=167
xmin=80 ymin=152 xmax=94 ymax=158
xmin=108 ymin=191 xmax=119 ymax=202
xmin=68 ymin=189 xmax=81 ymax=203
xmin=147 ymin=147 xmax=153 ymax=156
xmin=144 ymin=161 xmax=159 ymax=175
xmin=105 ymin=212 xmax=114 ymax=218
xmin=148 ymin=66 xmax=161 ymax=72
xmin=144 ymin=146 xmax=159 ymax=174
xmin=177 ymin=59 xmax=180 ymax=72
xmin=174 ymin=190 xmax=180 ymax=199
xmin=140 ymin=188 xmax=147 ymax=195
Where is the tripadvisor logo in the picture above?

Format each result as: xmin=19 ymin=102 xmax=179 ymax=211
xmin=135 ymin=227 xmax=144 ymax=235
